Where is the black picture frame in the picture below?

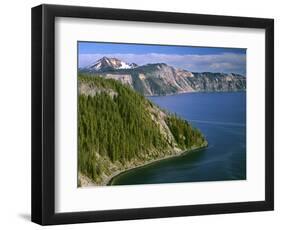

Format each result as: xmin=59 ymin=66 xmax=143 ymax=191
xmin=31 ymin=4 xmax=274 ymax=225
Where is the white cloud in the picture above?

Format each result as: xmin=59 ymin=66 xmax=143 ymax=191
xmin=79 ymin=52 xmax=246 ymax=75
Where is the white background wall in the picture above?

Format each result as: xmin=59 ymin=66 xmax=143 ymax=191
xmin=0 ymin=0 xmax=279 ymax=229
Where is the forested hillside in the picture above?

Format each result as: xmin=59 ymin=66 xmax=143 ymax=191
xmin=78 ymin=74 xmax=207 ymax=186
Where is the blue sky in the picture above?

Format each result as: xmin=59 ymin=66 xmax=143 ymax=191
xmin=78 ymin=42 xmax=246 ymax=75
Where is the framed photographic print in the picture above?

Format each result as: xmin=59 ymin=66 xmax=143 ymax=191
xmin=31 ymin=4 xmax=274 ymax=225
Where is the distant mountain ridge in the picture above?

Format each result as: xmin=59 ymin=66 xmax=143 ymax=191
xmin=80 ymin=57 xmax=246 ymax=96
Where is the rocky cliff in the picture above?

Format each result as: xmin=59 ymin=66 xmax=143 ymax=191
xmin=80 ymin=57 xmax=246 ymax=96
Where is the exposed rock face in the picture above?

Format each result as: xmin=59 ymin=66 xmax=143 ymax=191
xmin=81 ymin=57 xmax=246 ymax=96
xmin=78 ymin=80 xmax=118 ymax=98
xmin=187 ymin=72 xmax=246 ymax=92
xmin=102 ymin=74 xmax=133 ymax=86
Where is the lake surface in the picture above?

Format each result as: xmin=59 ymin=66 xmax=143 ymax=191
xmin=110 ymin=92 xmax=246 ymax=185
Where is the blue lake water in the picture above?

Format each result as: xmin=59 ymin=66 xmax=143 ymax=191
xmin=110 ymin=92 xmax=246 ymax=185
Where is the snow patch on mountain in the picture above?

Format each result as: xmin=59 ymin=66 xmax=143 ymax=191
xmin=87 ymin=57 xmax=138 ymax=71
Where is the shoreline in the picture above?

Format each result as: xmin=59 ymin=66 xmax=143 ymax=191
xmin=79 ymin=143 xmax=208 ymax=187
xmin=106 ymin=143 xmax=208 ymax=186
xmin=145 ymin=89 xmax=246 ymax=97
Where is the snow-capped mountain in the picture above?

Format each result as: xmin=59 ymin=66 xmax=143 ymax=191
xmin=81 ymin=57 xmax=246 ymax=96
xmin=86 ymin=57 xmax=138 ymax=71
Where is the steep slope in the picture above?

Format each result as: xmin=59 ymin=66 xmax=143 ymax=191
xmin=78 ymin=74 xmax=207 ymax=186
xmin=81 ymin=57 xmax=246 ymax=96
xmin=85 ymin=56 xmax=138 ymax=72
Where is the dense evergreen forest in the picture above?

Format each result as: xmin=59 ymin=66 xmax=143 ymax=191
xmin=165 ymin=115 xmax=206 ymax=149
xmin=78 ymin=74 xmax=207 ymax=185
